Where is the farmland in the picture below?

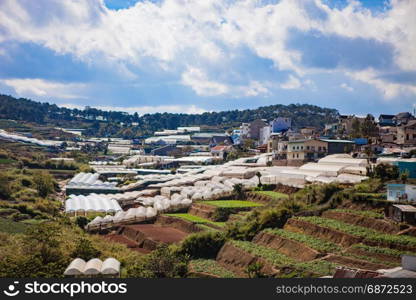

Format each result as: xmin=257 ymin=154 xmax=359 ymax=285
xmin=296 ymin=216 xmax=416 ymax=248
xmin=254 ymin=191 xmax=289 ymax=200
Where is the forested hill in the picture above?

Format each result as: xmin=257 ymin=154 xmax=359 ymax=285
xmin=0 ymin=94 xmax=339 ymax=135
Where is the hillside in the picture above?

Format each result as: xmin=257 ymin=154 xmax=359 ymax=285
xmin=0 ymin=94 xmax=339 ymax=137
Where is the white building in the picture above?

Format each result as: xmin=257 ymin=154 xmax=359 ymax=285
xmin=387 ymin=184 xmax=416 ymax=203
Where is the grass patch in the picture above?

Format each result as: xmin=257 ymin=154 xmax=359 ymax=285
xmin=0 ymin=217 xmax=29 ymax=234
xmin=263 ymin=228 xmax=341 ymax=253
xmin=203 ymin=200 xmax=263 ymax=208
xmin=254 ymin=191 xmax=289 ymax=200
xmin=189 ymin=259 xmax=237 ymax=278
xmin=297 ymin=216 xmax=416 ymax=248
xmin=164 ymin=213 xmax=226 ymax=228
xmin=329 ymin=209 xmax=384 ymax=219
xmin=0 ymin=158 xmax=16 ymax=164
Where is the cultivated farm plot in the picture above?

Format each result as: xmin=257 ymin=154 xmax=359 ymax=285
xmin=210 ymin=207 xmax=414 ymax=278
xmin=202 ymin=200 xmax=263 ymax=208
xmin=164 ymin=213 xmax=226 ymax=229
xmin=189 ymin=259 xmax=237 ymax=278
xmin=253 ymin=191 xmax=289 ymax=200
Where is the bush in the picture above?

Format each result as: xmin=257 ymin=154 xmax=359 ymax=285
xmin=71 ymin=238 xmax=101 ymax=261
xmin=32 ymin=171 xmax=55 ymax=198
xmin=75 ymin=216 xmax=89 ymax=229
xmin=372 ymin=164 xmax=400 ymax=180
xmin=179 ymin=231 xmax=226 ymax=259
xmin=227 ymin=207 xmax=291 ymax=241
xmin=0 ymin=173 xmax=11 ymax=199
xmin=126 ymin=245 xmax=188 ymax=278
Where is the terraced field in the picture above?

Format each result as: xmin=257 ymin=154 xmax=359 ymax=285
xmin=202 ymin=200 xmax=263 ymax=208
xmin=296 ymin=216 xmax=416 ymax=250
xmin=253 ymin=191 xmax=289 ymax=200
xmin=329 ymin=209 xmax=384 ymax=219
xmin=164 ymin=213 xmax=226 ymax=229
xmin=262 ymin=228 xmax=341 ymax=253
xmin=189 ymin=259 xmax=237 ymax=278
xmin=220 ymin=240 xmax=338 ymax=277
xmin=207 ymin=208 xmax=410 ymax=277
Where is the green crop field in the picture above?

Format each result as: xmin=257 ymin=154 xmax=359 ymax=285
xmin=230 ymin=240 xmax=338 ymax=277
xmin=254 ymin=191 xmax=289 ymax=199
xmin=189 ymin=259 xmax=237 ymax=278
xmin=164 ymin=213 xmax=226 ymax=228
xmin=291 ymin=260 xmax=338 ymax=277
xmin=203 ymin=200 xmax=263 ymax=208
xmin=263 ymin=228 xmax=341 ymax=253
xmin=350 ymin=243 xmax=416 ymax=258
xmin=297 ymin=216 xmax=416 ymax=248
xmin=230 ymin=240 xmax=295 ymax=266
xmin=329 ymin=209 xmax=384 ymax=219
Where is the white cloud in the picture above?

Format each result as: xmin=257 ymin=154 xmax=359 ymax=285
xmin=348 ymin=69 xmax=416 ymax=99
xmin=1 ymin=78 xmax=87 ymax=99
xmin=0 ymin=0 xmax=415 ymax=99
xmin=60 ymin=103 xmax=207 ymax=115
xmin=340 ymin=83 xmax=354 ymax=92
xmin=181 ymin=67 xmax=229 ymax=96
xmin=181 ymin=67 xmax=271 ymax=97
xmin=280 ymin=75 xmax=302 ymax=90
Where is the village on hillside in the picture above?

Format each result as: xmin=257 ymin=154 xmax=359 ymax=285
xmin=1 ymin=108 xmax=416 ymax=279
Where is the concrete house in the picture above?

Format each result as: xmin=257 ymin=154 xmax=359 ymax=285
xmin=287 ymin=139 xmax=328 ymax=162
xmin=396 ymin=120 xmax=416 ymax=146
xmin=378 ymin=114 xmax=395 ymax=126
xmin=387 ymin=205 xmax=416 ymax=225
xmin=387 ymin=184 xmax=416 ymax=203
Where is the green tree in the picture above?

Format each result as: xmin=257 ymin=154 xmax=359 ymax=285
xmin=233 ymin=183 xmax=245 ymax=200
xmin=400 ymin=170 xmax=409 ymax=184
xmin=256 ymin=171 xmax=262 ymax=188
xmin=32 ymin=171 xmax=55 ymax=198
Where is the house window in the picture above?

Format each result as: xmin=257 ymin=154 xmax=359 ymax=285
xmin=306 ymin=146 xmax=310 ymax=150
xmin=296 ymin=154 xmax=299 ymax=158
xmin=301 ymin=146 xmax=303 ymax=150
xmin=323 ymin=147 xmax=326 ymax=151
xmin=406 ymin=134 xmax=409 ymax=140
xmin=318 ymin=147 xmax=321 ymax=151
xmin=311 ymin=146 xmax=315 ymax=150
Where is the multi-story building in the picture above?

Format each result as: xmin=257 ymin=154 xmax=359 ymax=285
xmin=287 ymin=139 xmax=328 ymax=162
xmin=396 ymin=120 xmax=416 ymax=146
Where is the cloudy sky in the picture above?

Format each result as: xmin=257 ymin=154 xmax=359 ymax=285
xmin=0 ymin=0 xmax=415 ymax=115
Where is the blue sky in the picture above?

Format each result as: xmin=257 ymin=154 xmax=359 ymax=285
xmin=0 ymin=0 xmax=415 ymax=116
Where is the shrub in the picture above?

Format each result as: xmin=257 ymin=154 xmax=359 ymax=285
xmin=227 ymin=207 xmax=291 ymax=241
xmin=71 ymin=238 xmax=101 ymax=261
xmin=179 ymin=231 xmax=226 ymax=259
xmin=32 ymin=171 xmax=55 ymax=198
xmin=0 ymin=173 xmax=11 ymax=199
xmin=126 ymin=245 xmax=188 ymax=278
xmin=75 ymin=216 xmax=89 ymax=229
